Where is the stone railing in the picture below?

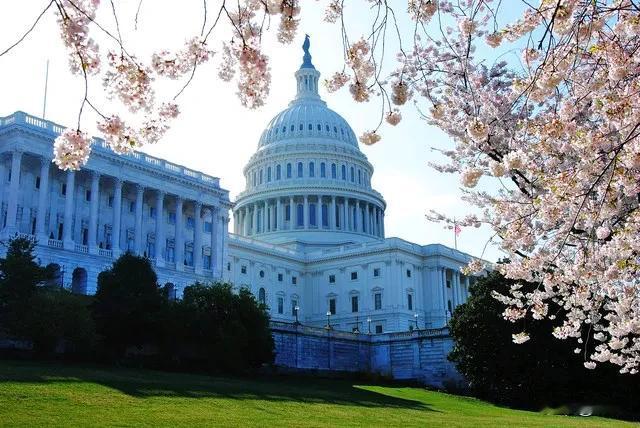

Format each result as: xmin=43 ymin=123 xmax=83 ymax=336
xmin=47 ymin=239 xmax=63 ymax=248
xmin=74 ymin=244 xmax=89 ymax=254
xmin=229 ymin=234 xmax=300 ymax=257
xmin=0 ymin=111 xmax=221 ymax=189
xmin=98 ymin=248 xmax=113 ymax=257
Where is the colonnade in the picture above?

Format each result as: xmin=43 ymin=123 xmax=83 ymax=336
xmin=1 ymin=150 xmax=227 ymax=276
xmin=233 ymin=195 xmax=385 ymax=238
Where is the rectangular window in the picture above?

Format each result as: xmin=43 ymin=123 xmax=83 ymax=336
xmin=351 ymin=271 xmax=358 ymax=280
xmin=168 ymin=212 xmax=176 ymax=224
xmin=204 ymin=221 xmax=212 ymax=232
xmin=373 ymin=268 xmax=381 ymax=277
xmin=35 ymin=176 xmax=40 ymax=189
xmin=329 ymin=274 xmax=336 ymax=284
xmin=129 ymin=201 xmax=135 ymax=213
xmin=61 ymin=183 xmax=67 ymax=196
xmin=241 ymin=265 xmax=247 ymax=274
xmin=227 ymin=262 xmax=231 ymax=271
xmin=278 ymin=273 xmax=283 ymax=282
xmin=203 ymin=254 xmax=212 ymax=269
xmin=408 ymin=294 xmax=413 ymax=311
xmin=186 ymin=217 xmax=195 ymax=229
xmin=446 ymin=279 xmax=451 ymax=288
xmin=85 ymin=189 xmax=91 ymax=202
xmin=277 ymin=297 xmax=284 ymax=314
xmin=351 ymin=296 xmax=359 ymax=313
xmin=329 ymin=298 xmax=336 ymax=315
xmin=406 ymin=269 xmax=412 ymax=278
xmin=108 ymin=195 xmax=114 ymax=207
xmin=375 ymin=325 xmax=383 ymax=334
xmin=374 ymin=293 xmax=382 ymax=310
xmin=292 ymin=276 xmax=297 ymax=285
xmin=285 ymin=205 xmax=291 ymax=221
xmin=149 ymin=207 xmax=156 ymax=218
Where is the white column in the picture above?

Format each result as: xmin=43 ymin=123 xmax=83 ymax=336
xmin=381 ymin=211 xmax=385 ymax=238
xmin=252 ymin=203 xmax=258 ymax=234
xmin=442 ymin=268 xmax=449 ymax=321
xmin=365 ymin=203 xmax=370 ymax=235
xmin=303 ymin=195 xmax=309 ymax=229
xmin=155 ymin=190 xmax=165 ymax=267
xmin=134 ymin=185 xmax=144 ymax=255
xmin=243 ymin=206 xmax=249 ymax=236
xmin=315 ymin=195 xmax=321 ymax=228
xmin=5 ymin=150 xmax=22 ymax=234
xmin=62 ymin=170 xmax=75 ymax=249
xmin=330 ymin=196 xmax=336 ymax=230
xmin=112 ymin=179 xmax=123 ymax=256
xmin=276 ymin=198 xmax=283 ymax=230
xmin=342 ymin=199 xmax=348 ymax=231
xmin=355 ymin=200 xmax=361 ymax=233
xmin=263 ymin=200 xmax=268 ymax=233
xmin=194 ymin=201 xmax=203 ymax=273
xmin=88 ymin=171 xmax=100 ymax=253
xmin=175 ymin=197 xmax=184 ymax=271
xmin=35 ymin=158 xmax=50 ymax=241
xmin=211 ymin=207 xmax=218 ymax=276
xmin=289 ymin=196 xmax=294 ymax=229
xmin=216 ymin=210 xmax=225 ymax=276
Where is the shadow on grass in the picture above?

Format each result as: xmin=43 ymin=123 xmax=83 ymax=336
xmin=0 ymin=360 xmax=437 ymax=412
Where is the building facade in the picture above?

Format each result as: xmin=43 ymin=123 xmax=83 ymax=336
xmin=0 ymin=111 xmax=231 ymax=295
xmin=222 ymin=40 xmax=476 ymax=333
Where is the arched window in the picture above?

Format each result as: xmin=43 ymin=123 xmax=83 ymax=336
xmin=276 ymin=164 xmax=281 ymax=180
xmin=286 ymin=163 xmax=292 ymax=178
xmin=317 ymin=124 xmax=322 ymax=131
xmin=322 ymin=204 xmax=328 ymax=227
xmin=296 ymin=204 xmax=304 ymax=227
xmin=350 ymin=167 xmax=355 ymax=182
xmin=308 ymin=123 xmax=313 ymax=131
xmin=325 ymin=125 xmax=330 ymax=132
xmin=341 ymin=165 xmax=346 ymax=180
xmin=282 ymin=126 xmax=286 ymax=133
xmin=259 ymin=287 xmax=266 ymax=305
xmin=290 ymin=124 xmax=295 ymax=132
xmin=309 ymin=162 xmax=315 ymax=178
xmin=299 ymin=123 xmax=303 ymax=131
xmin=358 ymin=169 xmax=362 ymax=185
xmin=297 ymin=162 xmax=303 ymax=178
xmin=320 ymin=162 xmax=326 ymax=178
xmin=331 ymin=163 xmax=337 ymax=179
xmin=309 ymin=203 xmax=316 ymax=226
xmin=259 ymin=169 xmax=263 ymax=184
xmin=267 ymin=167 xmax=272 ymax=182
xmin=252 ymin=171 xmax=256 ymax=186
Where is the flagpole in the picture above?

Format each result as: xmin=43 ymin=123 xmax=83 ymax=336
xmin=42 ymin=59 xmax=49 ymax=119
xmin=454 ymin=219 xmax=458 ymax=250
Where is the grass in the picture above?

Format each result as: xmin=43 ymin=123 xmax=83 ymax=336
xmin=0 ymin=360 xmax=633 ymax=427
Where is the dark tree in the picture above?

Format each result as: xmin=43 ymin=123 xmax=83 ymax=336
xmin=93 ymin=252 xmax=163 ymax=355
xmin=449 ymin=270 xmax=640 ymax=414
xmin=0 ymin=236 xmax=49 ymax=335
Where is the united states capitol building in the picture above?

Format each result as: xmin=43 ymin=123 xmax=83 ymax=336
xmin=0 ymin=42 xmax=474 ymax=336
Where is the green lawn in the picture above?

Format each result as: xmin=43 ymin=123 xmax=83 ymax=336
xmin=0 ymin=360 xmax=632 ymax=427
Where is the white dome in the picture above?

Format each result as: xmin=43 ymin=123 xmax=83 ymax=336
xmin=258 ymin=101 xmax=358 ymax=148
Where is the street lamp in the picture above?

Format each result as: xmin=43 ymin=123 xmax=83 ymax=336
xmin=326 ymin=310 xmax=332 ymax=330
xmin=353 ymin=316 xmax=360 ymax=334
xmin=367 ymin=317 xmax=372 ymax=334
xmin=414 ymin=313 xmax=419 ymax=331
xmin=294 ymin=305 xmax=300 ymax=325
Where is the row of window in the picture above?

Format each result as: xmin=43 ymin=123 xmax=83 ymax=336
xmin=249 ymin=161 xmax=370 ymax=188
xmin=328 ymin=268 xmax=411 ymax=284
xmin=265 ymin=120 xmax=353 ymax=143
xmin=328 ymin=291 xmax=398 ymax=315
xmin=257 ymin=288 xmax=300 ymax=317
xmin=238 ymin=265 xmax=298 ymax=285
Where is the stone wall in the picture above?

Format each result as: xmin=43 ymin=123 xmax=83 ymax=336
xmin=271 ymin=321 xmax=462 ymax=388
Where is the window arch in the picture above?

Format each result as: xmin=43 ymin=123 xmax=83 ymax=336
xmin=286 ymin=163 xmax=292 ymax=178
xmin=258 ymin=287 xmax=266 ymax=305
xmin=309 ymin=162 xmax=315 ymax=178
xmin=308 ymin=123 xmax=313 ymax=131
xmin=259 ymin=169 xmax=263 ymax=184
xmin=296 ymin=204 xmax=304 ymax=227
xmin=276 ymin=164 xmax=281 ymax=180
xmin=299 ymin=123 xmax=303 ymax=131
xmin=252 ymin=171 xmax=256 ymax=186
xmin=267 ymin=166 xmax=272 ymax=182
xmin=331 ymin=163 xmax=337 ymax=179
xmin=297 ymin=162 xmax=303 ymax=178
xmin=317 ymin=124 xmax=322 ymax=131
xmin=350 ymin=167 xmax=355 ymax=182
xmin=358 ymin=169 xmax=362 ymax=185
xmin=320 ymin=162 xmax=326 ymax=178
xmin=341 ymin=165 xmax=347 ymax=180
xmin=309 ymin=203 xmax=317 ymax=226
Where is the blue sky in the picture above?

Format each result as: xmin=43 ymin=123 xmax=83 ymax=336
xmin=0 ymin=1 xmax=531 ymax=262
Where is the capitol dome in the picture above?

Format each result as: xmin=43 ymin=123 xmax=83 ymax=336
xmin=232 ymin=36 xmax=386 ymax=248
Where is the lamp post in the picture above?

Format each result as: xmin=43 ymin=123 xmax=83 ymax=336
xmin=353 ymin=316 xmax=360 ymax=334
xmin=326 ymin=310 xmax=332 ymax=330
xmin=367 ymin=317 xmax=372 ymax=334
xmin=414 ymin=313 xmax=419 ymax=331
xmin=294 ymin=305 xmax=300 ymax=325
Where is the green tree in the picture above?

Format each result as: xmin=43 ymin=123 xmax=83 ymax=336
xmin=0 ymin=236 xmax=49 ymax=335
xmin=449 ymin=270 xmax=640 ymax=412
xmin=93 ymin=252 xmax=163 ymax=356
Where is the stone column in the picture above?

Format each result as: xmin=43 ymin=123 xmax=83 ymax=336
xmin=303 ymin=195 xmax=309 ymax=229
xmin=442 ymin=268 xmax=449 ymax=321
xmin=112 ymin=179 xmax=123 ymax=256
xmin=342 ymin=199 xmax=348 ymax=231
xmin=155 ymin=190 xmax=165 ymax=267
xmin=243 ymin=206 xmax=250 ymax=236
xmin=381 ymin=211 xmax=385 ymax=238
xmin=364 ymin=203 xmax=370 ymax=234
xmin=263 ymin=200 xmax=268 ymax=233
xmin=88 ymin=171 xmax=100 ymax=254
xmin=62 ymin=170 xmax=75 ymax=249
xmin=134 ymin=185 xmax=144 ymax=255
xmin=330 ymin=196 xmax=336 ymax=230
xmin=35 ymin=158 xmax=51 ymax=241
xmin=211 ymin=207 xmax=218 ymax=276
xmin=355 ymin=200 xmax=361 ymax=233
xmin=175 ymin=197 xmax=184 ymax=271
xmin=315 ymin=196 xmax=321 ymax=228
xmin=252 ymin=203 xmax=258 ymax=235
xmin=289 ymin=196 xmax=294 ymax=229
xmin=194 ymin=201 xmax=203 ymax=273
xmin=5 ymin=150 xmax=22 ymax=234
xmin=276 ymin=198 xmax=283 ymax=230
